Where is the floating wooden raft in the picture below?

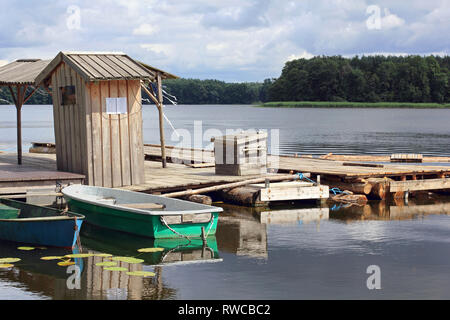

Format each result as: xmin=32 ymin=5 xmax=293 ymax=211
xmin=390 ymin=153 xmax=423 ymax=163
xmin=29 ymin=142 xmax=56 ymax=154
xmin=249 ymin=181 xmax=329 ymax=202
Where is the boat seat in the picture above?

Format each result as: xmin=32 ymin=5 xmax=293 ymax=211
xmin=82 ymin=195 xmax=117 ymax=205
xmin=96 ymin=198 xmax=117 ymax=205
xmin=118 ymin=203 xmax=165 ymax=210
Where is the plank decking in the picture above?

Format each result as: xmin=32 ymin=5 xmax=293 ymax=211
xmin=0 ymin=152 xmax=84 ymax=194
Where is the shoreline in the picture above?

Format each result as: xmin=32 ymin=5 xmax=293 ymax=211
xmin=258 ymin=101 xmax=450 ymax=109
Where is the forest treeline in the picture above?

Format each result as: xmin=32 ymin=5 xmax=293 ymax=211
xmin=163 ymin=55 xmax=449 ymax=104
xmin=269 ymin=55 xmax=449 ymax=103
xmin=0 ymin=55 xmax=448 ymax=105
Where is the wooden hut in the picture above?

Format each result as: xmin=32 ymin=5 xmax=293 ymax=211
xmin=35 ymin=51 xmax=177 ymax=187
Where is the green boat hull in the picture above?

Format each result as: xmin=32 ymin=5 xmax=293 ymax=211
xmin=66 ymin=197 xmax=219 ymax=239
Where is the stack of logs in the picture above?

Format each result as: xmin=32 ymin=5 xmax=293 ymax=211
xmin=323 ymin=177 xmax=393 ymax=202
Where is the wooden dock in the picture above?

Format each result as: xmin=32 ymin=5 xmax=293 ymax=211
xmin=142 ymin=144 xmax=450 ymax=200
xmin=0 ymin=151 xmax=84 ymax=195
xmin=1 ymin=143 xmax=450 ymax=203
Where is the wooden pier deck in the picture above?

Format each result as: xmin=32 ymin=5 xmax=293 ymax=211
xmin=1 ymin=144 xmax=450 ymax=201
xmin=142 ymin=144 xmax=450 ymax=199
xmin=0 ymin=151 xmax=279 ymax=195
xmin=0 ymin=151 xmax=85 ymax=195
xmin=144 ymin=144 xmax=450 ymax=180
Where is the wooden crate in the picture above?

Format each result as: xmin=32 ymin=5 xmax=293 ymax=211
xmin=213 ymin=131 xmax=267 ymax=176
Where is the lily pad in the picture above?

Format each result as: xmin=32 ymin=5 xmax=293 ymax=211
xmin=103 ymin=267 xmax=128 ymax=272
xmin=57 ymin=260 xmax=75 ymax=267
xmin=111 ymin=257 xmax=144 ymax=264
xmin=126 ymin=271 xmax=155 ymax=277
xmin=64 ymin=253 xmax=95 ymax=259
xmin=0 ymin=264 xmax=14 ymax=269
xmin=94 ymin=253 xmax=113 ymax=257
xmin=40 ymin=256 xmax=65 ymax=261
xmin=0 ymin=258 xmax=21 ymax=263
xmin=17 ymin=246 xmax=35 ymax=251
xmin=95 ymin=261 xmax=117 ymax=267
xmin=137 ymin=248 xmax=164 ymax=253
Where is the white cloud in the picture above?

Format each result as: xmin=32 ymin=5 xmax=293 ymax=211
xmin=287 ymin=51 xmax=314 ymax=61
xmin=206 ymin=42 xmax=228 ymax=52
xmin=140 ymin=44 xmax=172 ymax=56
xmin=0 ymin=0 xmax=447 ymax=82
xmin=132 ymin=23 xmax=158 ymax=36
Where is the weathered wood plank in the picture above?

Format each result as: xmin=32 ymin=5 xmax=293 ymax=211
xmin=118 ymin=80 xmax=131 ymax=186
xmin=127 ymin=80 xmax=144 ymax=185
xmin=100 ymin=81 xmax=112 ymax=187
xmin=51 ymin=70 xmax=63 ymax=170
xmin=89 ymin=82 xmax=103 ymax=186
xmin=390 ymin=178 xmax=450 ymax=192
xmin=259 ymin=185 xmax=329 ymax=201
xmin=76 ymin=72 xmax=87 ymax=178
xmin=109 ymin=81 xmax=122 ymax=187
xmin=55 ymin=64 xmax=67 ymax=171
xmin=66 ymin=66 xmax=78 ymax=173
xmin=83 ymin=81 xmax=94 ymax=185
xmin=71 ymin=69 xmax=83 ymax=174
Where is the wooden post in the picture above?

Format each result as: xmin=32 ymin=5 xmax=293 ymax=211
xmin=157 ymin=73 xmax=167 ymax=168
xmin=16 ymin=102 xmax=22 ymax=165
xmin=9 ymin=85 xmax=25 ymax=165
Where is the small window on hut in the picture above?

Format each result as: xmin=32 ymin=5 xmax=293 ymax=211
xmin=106 ymin=97 xmax=128 ymax=114
xmin=59 ymin=86 xmax=76 ymax=105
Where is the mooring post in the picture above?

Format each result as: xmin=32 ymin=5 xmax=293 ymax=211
xmin=201 ymin=226 xmax=206 ymax=244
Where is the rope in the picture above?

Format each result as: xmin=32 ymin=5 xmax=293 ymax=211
xmin=159 ymin=213 xmax=215 ymax=242
xmin=297 ymin=172 xmax=317 ymax=184
xmin=330 ymin=187 xmax=351 ymax=195
xmin=204 ymin=214 xmax=215 ymax=238
xmin=159 ymin=216 xmax=192 ymax=244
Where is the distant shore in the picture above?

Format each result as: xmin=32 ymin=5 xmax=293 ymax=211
xmin=258 ymin=101 xmax=450 ymax=108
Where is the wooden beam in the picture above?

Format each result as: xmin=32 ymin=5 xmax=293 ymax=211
xmin=23 ymin=86 xmax=40 ymax=104
xmin=8 ymin=85 xmax=25 ymax=165
xmin=162 ymin=174 xmax=299 ymax=198
xmin=157 ymin=73 xmax=166 ymax=168
xmin=141 ymin=81 xmax=167 ymax=168
xmin=390 ymin=177 xmax=450 ymax=192
xmin=140 ymin=82 xmax=160 ymax=106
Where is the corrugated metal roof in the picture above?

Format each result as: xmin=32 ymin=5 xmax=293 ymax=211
xmin=35 ymin=51 xmax=178 ymax=85
xmin=0 ymin=59 xmax=51 ymax=85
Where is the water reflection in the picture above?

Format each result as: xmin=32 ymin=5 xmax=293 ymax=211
xmin=330 ymin=199 xmax=450 ymax=222
xmin=0 ymin=224 xmax=222 ymax=300
xmin=216 ymin=205 xmax=268 ymax=259
xmin=1 ymin=198 xmax=450 ymax=299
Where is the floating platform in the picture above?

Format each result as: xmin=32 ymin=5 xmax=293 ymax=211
xmin=3 ymin=144 xmax=450 ymax=203
xmin=248 ymin=181 xmax=328 ymax=202
xmin=0 ymin=152 xmax=84 ymax=195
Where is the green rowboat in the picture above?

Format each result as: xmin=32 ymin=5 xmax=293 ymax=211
xmin=62 ymin=185 xmax=223 ymax=239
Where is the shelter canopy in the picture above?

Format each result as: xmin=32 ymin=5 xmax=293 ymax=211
xmin=0 ymin=59 xmax=51 ymax=85
xmin=35 ymin=51 xmax=178 ymax=86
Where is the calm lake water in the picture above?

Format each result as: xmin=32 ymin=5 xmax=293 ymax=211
xmin=0 ymin=105 xmax=450 ymax=300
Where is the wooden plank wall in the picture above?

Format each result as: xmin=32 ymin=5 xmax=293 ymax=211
xmin=51 ymin=62 xmax=144 ymax=187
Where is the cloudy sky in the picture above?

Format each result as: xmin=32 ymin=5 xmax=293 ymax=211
xmin=0 ymin=0 xmax=448 ymax=82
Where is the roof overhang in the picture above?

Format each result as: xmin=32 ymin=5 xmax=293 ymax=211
xmin=35 ymin=51 xmax=178 ymax=86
